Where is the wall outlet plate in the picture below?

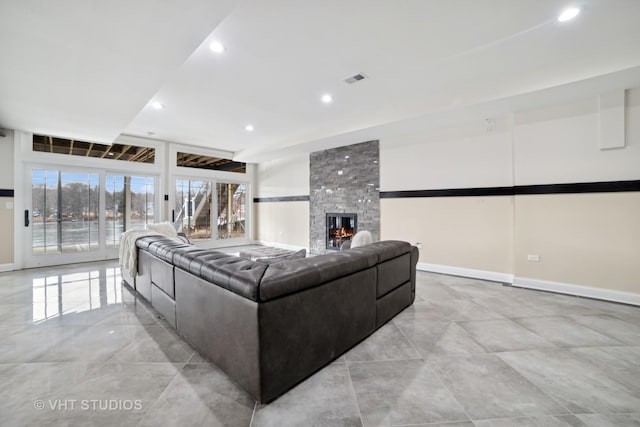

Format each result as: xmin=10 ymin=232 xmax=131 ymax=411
xmin=527 ymin=254 xmax=540 ymax=262
xmin=415 ymin=242 xmax=423 ymax=249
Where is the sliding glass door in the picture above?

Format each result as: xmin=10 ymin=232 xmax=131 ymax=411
xmin=31 ymin=169 xmax=99 ymax=254
xmin=105 ymin=175 xmax=156 ymax=248
xmin=25 ymin=167 xmax=157 ymax=267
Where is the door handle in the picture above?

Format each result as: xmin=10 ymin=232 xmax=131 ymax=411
xmin=24 ymin=210 xmax=29 ymax=227
xmin=172 ymin=209 xmax=175 ymax=222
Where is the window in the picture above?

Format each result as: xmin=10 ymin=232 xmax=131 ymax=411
xmin=217 ymin=183 xmax=246 ymax=239
xmin=175 ymin=179 xmax=212 ymax=240
xmin=173 ymin=180 xmax=247 ymax=241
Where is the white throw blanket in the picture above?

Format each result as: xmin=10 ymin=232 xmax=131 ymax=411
xmin=119 ymin=230 xmax=167 ymax=278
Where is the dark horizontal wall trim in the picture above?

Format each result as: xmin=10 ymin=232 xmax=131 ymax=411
xmin=381 ymin=180 xmax=640 ymax=199
xmin=381 ymin=187 xmax=513 ymax=198
xmin=0 ymin=189 xmax=14 ymax=197
xmin=515 ymin=180 xmax=640 ymax=195
xmin=253 ymin=195 xmax=310 ymax=203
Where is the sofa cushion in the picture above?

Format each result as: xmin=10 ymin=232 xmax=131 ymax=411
xmin=199 ymin=257 xmax=267 ymax=301
xmin=259 ymin=249 xmax=378 ymax=301
xmin=136 ymin=235 xmax=169 ymax=250
xmin=147 ymin=241 xmax=192 ymax=264
xmin=187 ymin=252 xmax=237 ymax=276
xmin=173 ymin=247 xmax=216 ymax=270
xmin=366 ymin=240 xmax=412 ymax=263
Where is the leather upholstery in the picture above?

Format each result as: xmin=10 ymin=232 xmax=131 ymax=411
xmin=259 ymin=249 xmax=377 ymax=301
xmin=258 ymin=268 xmax=376 ymax=401
xmin=199 ymin=257 xmax=266 ymax=301
xmin=125 ymin=236 xmax=418 ymax=403
xmin=175 ymin=269 xmax=261 ymax=399
xmin=376 ymin=253 xmax=411 ymax=297
xmin=151 ymin=257 xmax=174 ymax=298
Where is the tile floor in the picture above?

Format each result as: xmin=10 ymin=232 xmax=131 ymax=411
xmin=1 ymin=260 xmax=640 ymax=426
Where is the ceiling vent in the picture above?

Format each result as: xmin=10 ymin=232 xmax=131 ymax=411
xmin=344 ymin=73 xmax=367 ymax=84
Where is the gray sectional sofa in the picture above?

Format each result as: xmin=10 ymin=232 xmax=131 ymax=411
xmin=121 ymin=236 xmax=418 ymax=403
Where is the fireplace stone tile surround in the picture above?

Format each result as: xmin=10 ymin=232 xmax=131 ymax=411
xmin=310 ymin=140 xmax=380 ymax=255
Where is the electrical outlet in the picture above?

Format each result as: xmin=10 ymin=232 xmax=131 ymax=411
xmin=415 ymin=242 xmax=423 ymax=249
xmin=527 ymin=254 xmax=540 ymax=262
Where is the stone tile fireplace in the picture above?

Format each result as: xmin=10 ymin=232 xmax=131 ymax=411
xmin=310 ymin=140 xmax=379 ymax=255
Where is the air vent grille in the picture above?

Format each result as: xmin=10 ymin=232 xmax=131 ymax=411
xmin=344 ymin=73 xmax=367 ymax=84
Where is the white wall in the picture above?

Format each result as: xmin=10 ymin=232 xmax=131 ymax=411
xmin=253 ymin=154 xmax=310 ymax=248
xmin=380 ymin=122 xmax=513 ymax=190
xmin=514 ymin=90 xmax=640 ymax=185
xmin=255 ymin=154 xmax=309 ymax=198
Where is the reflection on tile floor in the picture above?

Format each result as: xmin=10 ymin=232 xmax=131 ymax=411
xmin=1 ymin=262 xmax=639 ymax=426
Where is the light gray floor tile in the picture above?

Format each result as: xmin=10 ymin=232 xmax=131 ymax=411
xmin=473 ymin=415 xmax=586 ymax=426
xmin=473 ymin=295 xmax=556 ymax=319
xmin=395 ymin=298 xmax=504 ymax=324
xmin=0 ymin=323 xmax=82 ymax=363
xmin=0 ymin=362 xmax=180 ymax=427
xmin=577 ymin=300 xmax=640 ymax=323
xmin=345 ymin=322 xmax=421 ymax=362
xmin=498 ymin=349 xmax=640 ymax=413
xmin=0 ymin=363 xmax=17 ymax=375
xmin=446 ymin=281 xmax=514 ymax=300
xmin=107 ymin=325 xmax=194 ymax=363
xmin=458 ymin=319 xmax=555 ymax=352
xmin=2 ymin=260 xmax=640 ymax=425
xmin=568 ymin=314 xmax=640 ymax=345
xmin=576 ymin=413 xmax=640 ymax=426
xmin=350 ymin=359 xmax=468 ymax=426
xmin=431 ymin=354 xmax=566 ymax=420
xmin=414 ymin=274 xmax=461 ymax=301
xmin=185 ymin=350 xmax=209 ymax=364
xmin=28 ymin=323 xmax=144 ymax=363
xmin=509 ymin=291 xmax=605 ymax=317
xmin=138 ymin=363 xmax=254 ymax=427
xmin=394 ymin=319 xmax=486 ymax=362
xmin=569 ymin=346 xmax=640 ymax=392
xmin=514 ymin=316 xmax=622 ymax=348
xmin=253 ymin=364 xmax=361 ymax=427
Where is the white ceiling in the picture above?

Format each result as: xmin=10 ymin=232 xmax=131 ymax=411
xmin=2 ymin=0 xmax=640 ymax=161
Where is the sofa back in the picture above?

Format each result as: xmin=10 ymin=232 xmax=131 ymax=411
xmin=135 ymin=237 xmax=414 ymax=302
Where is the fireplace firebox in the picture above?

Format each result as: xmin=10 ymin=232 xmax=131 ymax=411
xmin=326 ymin=213 xmax=357 ymax=250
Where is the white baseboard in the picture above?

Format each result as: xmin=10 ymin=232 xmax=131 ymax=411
xmin=251 ymin=240 xmax=309 ymax=253
xmin=0 ymin=263 xmax=15 ymax=272
xmin=513 ymin=276 xmax=640 ymax=307
xmin=417 ymin=262 xmax=514 ymax=284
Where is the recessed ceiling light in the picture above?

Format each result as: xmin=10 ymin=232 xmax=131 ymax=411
xmin=245 ymin=124 xmax=254 ymax=132
xmin=151 ymin=101 xmax=164 ymax=110
xmin=558 ymin=7 xmax=580 ymax=22
xmin=321 ymin=94 xmax=333 ymax=104
xmin=209 ymin=41 xmax=226 ymax=53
